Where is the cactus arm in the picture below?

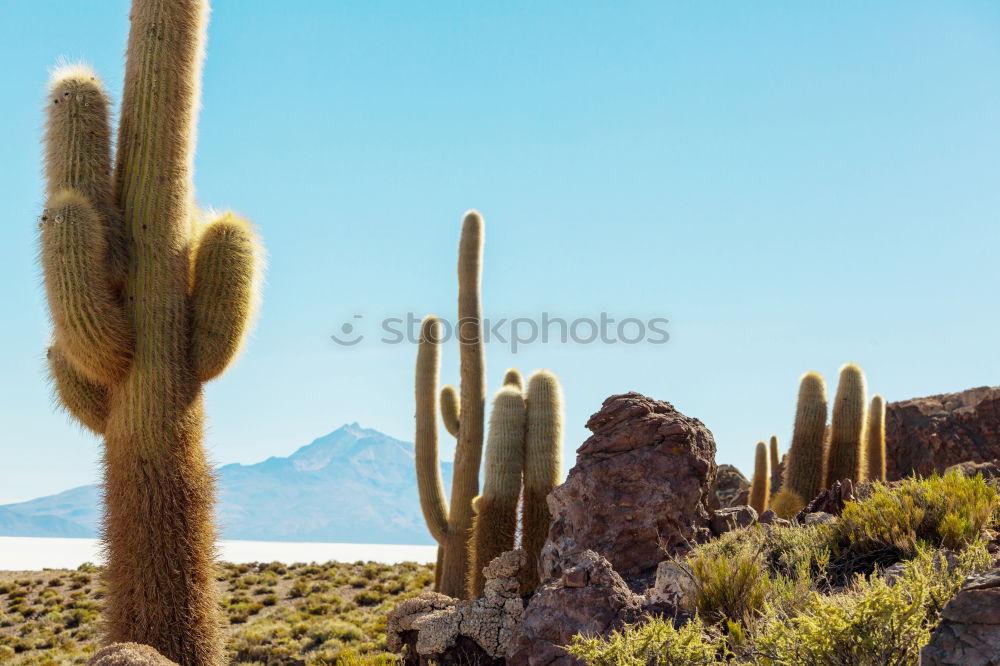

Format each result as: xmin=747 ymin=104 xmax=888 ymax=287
xmin=416 ymin=316 xmax=450 ymax=544
xmin=502 ymin=368 xmax=523 ymax=390
xmin=440 ymin=385 xmax=461 ymax=437
xmin=826 ymin=363 xmax=868 ymax=486
xmin=189 ymin=213 xmax=261 ymax=382
xmin=40 ymin=190 xmax=132 ymax=384
xmin=439 ymin=210 xmax=487 ymax=598
xmin=521 ymin=369 xmax=563 ymax=592
xmin=47 ymin=346 xmax=109 ymax=435
xmin=469 ymin=386 xmax=526 ymax=597
xmin=786 ymin=372 xmax=829 ymax=503
xmin=45 ymin=67 xmax=127 ymax=287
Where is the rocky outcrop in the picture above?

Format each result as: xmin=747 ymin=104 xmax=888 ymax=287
xmin=507 ymin=550 xmax=644 ymax=666
xmin=794 ymin=479 xmax=855 ymax=522
xmin=921 ymin=568 xmax=1000 ymax=665
xmin=710 ymin=505 xmax=758 ymax=535
xmin=540 ymin=392 xmax=716 ymax=590
xmin=87 ymin=644 xmax=178 ymax=666
xmin=710 ymin=464 xmax=750 ymax=509
xmin=945 ymin=460 xmax=1000 ymax=484
xmin=385 ymin=550 xmax=526 ymax=665
xmin=886 ymin=387 xmax=1000 ymax=479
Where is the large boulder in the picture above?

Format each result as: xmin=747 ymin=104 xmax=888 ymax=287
xmin=921 ymin=568 xmax=1000 ymax=665
xmin=886 ymin=387 xmax=1000 ymax=479
xmin=506 ymin=550 xmax=644 ymax=666
xmin=540 ymin=392 xmax=716 ymax=590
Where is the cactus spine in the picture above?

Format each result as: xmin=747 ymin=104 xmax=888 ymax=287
xmin=825 ymin=363 xmax=868 ymax=486
xmin=768 ymin=435 xmax=782 ymax=494
xmin=749 ymin=441 xmax=770 ymax=513
xmin=866 ymin=395 xmax=887 ymax=482
xmin=785 ymin=372 xmax=829 ymax=504
xmin=415 ymin=212 xmax=487 ymax=599
xmin=39 ymin=2 xmax=262 ymax=662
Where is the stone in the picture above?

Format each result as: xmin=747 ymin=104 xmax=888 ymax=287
xmin=710 ymin=505 xmax=758 ymax=536
xmin=803 ymin=511 xmax=835 ymax=526
xmin=645 ymin=559 xmax=696 ymax=612
xmin=87 ymin=644 xmax=178 ymax=666
xmin=795 ymin=479 xmax=854 ymax=522
xmin=883 ymin=562 xmax=908 ymax=586
xmin=540 ymin=392 xmax=716 ymax=590
xmin=945 ymin=460 xmax=1000 ymax=484
xmin=507 ymin=550 xmax=645 ymax=666
xmin=710 ymin=463 xmax=750 ymax=509
xmin=385 ymin=550 xmax=527 ymax=665
xmin=921 ymin=568 xmax=1000 ymax=665
xmin=758 ymin=509 xmax=778 ymax=524
xmin=886 ymin=387 xmax=1000 ymax=480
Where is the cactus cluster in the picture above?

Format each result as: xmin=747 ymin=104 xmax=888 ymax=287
xmin=39 ymin=1 xmax=263 ymax=663
xmin=771 ymin=364 xmax=886 ymax=517
xmin=416 ymin=213 xmax=562 ymax=599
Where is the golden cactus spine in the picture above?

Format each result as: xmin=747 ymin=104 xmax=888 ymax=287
xmin=415 ymin=212 xmax=486 ymax=598
xmin=469 ymin=386 xmax=526 ymax=596
xmin=866 ymin=395 xmax=887 ymax=482
xmin=749 ymin=441 xmax=770 ymax=513
xmin=825 ymin=363 xmax=868 ymax=486
xmin=39 ymin=2 xmax=263 ymax=662
xmin=785 ymin=372 xmax=828 ymax=504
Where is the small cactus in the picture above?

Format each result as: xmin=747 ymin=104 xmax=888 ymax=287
xmin=749 ymin=441 xmax=770 ymax=513
xmin=785 ymin=372 xmax=829 ymax=504
xmin=770 ymin=488 xmax=805 ymax=519
xmin=825 ymin=363 xmax=868 ymax=486
xmin=866 ymin=395 xmax=887 ymax=482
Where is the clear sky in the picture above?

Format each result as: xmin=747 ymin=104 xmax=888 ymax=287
xmin=1 ymin=1 xmax=998 ymax=506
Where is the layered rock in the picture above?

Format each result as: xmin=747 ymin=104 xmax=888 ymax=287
xmin=886 ymin=387 xmax=1000 ymax=479
xmin=507 ymin=550 xmax=644 ymax=666
xmin=385 ymin=550 xmax=526 ymax=665
xmin=540 ymin=392 xmax=716 ymax=590
xmin=710 ymin=464 xmax=750 ymax=509
xmin=921 ymin=568 xmax=1000 ymax=665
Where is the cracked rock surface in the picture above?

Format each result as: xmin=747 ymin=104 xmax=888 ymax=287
xmin=922 ymin=568 xmax=1000 ymax=665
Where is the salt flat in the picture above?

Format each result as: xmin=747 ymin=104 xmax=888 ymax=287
xmin=0 ymin=536 xmax=437 ymax=570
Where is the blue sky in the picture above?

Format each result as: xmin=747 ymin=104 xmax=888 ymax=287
xmin=1 ymin=1 xmax=998 ymax=506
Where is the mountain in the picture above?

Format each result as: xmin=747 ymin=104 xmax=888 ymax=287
xmin=0 ymin=424 xmax=451 ymax=545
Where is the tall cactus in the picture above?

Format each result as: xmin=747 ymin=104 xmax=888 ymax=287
xmin=785 ymin=372 xmax=829 ymax=504
xmin=866 ymin=394 xmax=887 ymax=482
xmin=768 ymin=435 xmax=782 ymax=494
xmin=749 ymin=441 xmax=770 ymax=513
xmin=39 ymin=2 xmax=262 ymax=663
xmin=825 ymin=363 xmax=868 ymax=486
xmin=416 ymin=212 xmax=487 ymax=598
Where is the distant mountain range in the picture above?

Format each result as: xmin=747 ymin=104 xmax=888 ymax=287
xmin=0 ymin=424 xmax=451 ymax=545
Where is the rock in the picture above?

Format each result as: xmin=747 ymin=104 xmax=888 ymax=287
xmin=540 ymin=392 xmax=716 ymax=590
xmin=886 ymin=387 xmax=1000 ymax=480
xmin=507 ymin=550 xmax=644 ymax=666
xmin=794 ymin=479 xmax=855 ymax=522
xmin=710 ymin=505 xmax=758 ymax=535
xmin=87 ymin=644 xmax=178 ymax=666
xmin=921 ymin=568 xmax=1000 ymax=665
xmin=385 ymin=550 xmax=527 ymax=665
xmin=758 ymin=509 xmax=778 ymax=524
xmin=803 ymin=511 xmax=835 ymax=526
xmin=945 ymin=460 xmax=1000 ymax=483
xmin=645 ymin=559 xmax=696 ymax=612
xmin=710 ymin=464 xmax=750 ymax=509
xmin=883 ymin=562 xmax=908 ymax=586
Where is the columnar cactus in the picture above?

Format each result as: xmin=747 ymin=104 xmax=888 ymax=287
xmin=866 ymin=395 xmax=887 ymax=482
xmin=749 ymin=441 xmax=770 ymax=513
xmin=785 ymin=372 xmax=829 ymax=504
xmin=768 ymin=435 xmax=782 ymax=494
xmin=39 ymin=1 xmax=262 ymax=663
xmin=825 ymin=363 xmax=868 ymax=486
xmin=416 ymin=212 xmax=487 ymax=599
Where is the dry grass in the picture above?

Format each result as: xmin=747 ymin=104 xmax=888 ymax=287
xmin=0 ymin=559 xmax=432 ymax=665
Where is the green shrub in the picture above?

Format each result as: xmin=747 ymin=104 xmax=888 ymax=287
xmin=568 ymin=616 xmax=723 ymax=665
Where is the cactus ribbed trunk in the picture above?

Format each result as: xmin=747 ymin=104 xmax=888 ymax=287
xmin=440 ymin=212 xmax=486 ymax=598
xmin=521 ymin=370 xmax=562 ymax=592
xmin=768 ymin=435 xmax=782 ymax=494
xmin=40 ymin=1 xmax=262 ymax=662
xmin=866 ymin=395 xmax=886 ymax=482
xmin=785 ymin=372 xmax=828 ymax=504
xmin=825 ymin=363 xmax=868 ymax=486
